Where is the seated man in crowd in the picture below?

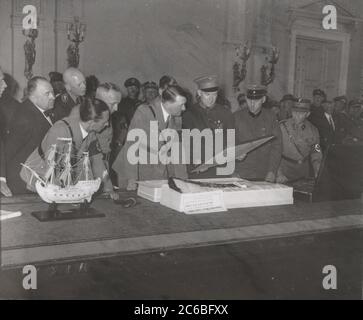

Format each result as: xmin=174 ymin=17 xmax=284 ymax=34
xmin=182 ymin=75 xmax=235 ymax=179
xmin=277 ymin=99 xmax=322 ymax=183
xmin=112 ymin=85 xmax=188 ymax=190
xmin=51 ymin=67 xmax=86 ymax=122
xmin=21 ymin=97 xmax=118 ymax=199
xmin=5 ymin=76 xmax=55 ymax=194
xmin=234 ymin=85 xmax=282 ymax=182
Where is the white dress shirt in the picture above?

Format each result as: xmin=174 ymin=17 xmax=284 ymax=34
xmin=324 ymin=112 xmax=335 ymax=131
xmin=34 ymin=105 xmax=53 ymax=125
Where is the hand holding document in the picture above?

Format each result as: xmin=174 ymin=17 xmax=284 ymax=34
xmin=191 ymin=135 xmax=275 ymax=174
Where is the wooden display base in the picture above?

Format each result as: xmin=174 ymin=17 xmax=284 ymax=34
xmin=31 ymin=202 xmax=105 ymax=222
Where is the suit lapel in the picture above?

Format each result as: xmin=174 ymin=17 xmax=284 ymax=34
xmin=26 ymin=99 xmax=52 ymax=130
xmin=151 ymin=97 xmax=168 ymax=130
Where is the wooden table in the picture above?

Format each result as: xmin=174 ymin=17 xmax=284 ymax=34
xmin=1 ymin=193 xmax=362 ymax=269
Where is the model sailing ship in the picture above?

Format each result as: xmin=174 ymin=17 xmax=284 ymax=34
xmin=21 ymin=138 xmax=101 ymax=204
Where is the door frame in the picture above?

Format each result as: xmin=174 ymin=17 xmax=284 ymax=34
xmin=288 ymin=26 xmax=350 ymax=96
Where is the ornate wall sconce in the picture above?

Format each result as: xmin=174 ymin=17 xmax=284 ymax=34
xmin=260 ymin=46 xmax=279 ymax=86
xmin=23 ymin=28 xmax=38 ymax=80
xmin=66 ymin=16 xmax=86 ymax=68
xmin=233 ymin=42 xmax=251 ymax=92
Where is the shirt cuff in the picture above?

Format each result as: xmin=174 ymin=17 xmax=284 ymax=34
xmin=0 ymin=177 xmax=7 ymax=183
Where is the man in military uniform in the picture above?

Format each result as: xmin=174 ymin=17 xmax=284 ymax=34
xmin=348 ymin=99 xmax=363 ymax=141
xmin=277 ymin=99 xmax=322 ymax=183
xmin=51 ymin=68 xmax=86 ymax=122
xmin=117 ymin=77 xmax=142 ymax=126
xmin=234 ymin=85 xmax=282 ymax=182
xmin=279 ymin=94 xmax=296 ymax=121
xmin=333 ymin=95 xmax=351 ymax=143
xmin=182 ymin=75 xmax=235 ymax=179
xmin=142 ymin=81 xmax=159 ymax=104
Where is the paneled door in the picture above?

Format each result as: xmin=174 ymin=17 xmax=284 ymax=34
xmin=294 ymin=37 xmax=341 ymax=99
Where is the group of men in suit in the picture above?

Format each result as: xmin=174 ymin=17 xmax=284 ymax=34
xmin=2 ymin=62 xmax=361 ymax=198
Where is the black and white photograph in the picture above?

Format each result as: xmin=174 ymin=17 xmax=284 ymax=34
xmin=0 ymin=0 xmax=363 ymax=303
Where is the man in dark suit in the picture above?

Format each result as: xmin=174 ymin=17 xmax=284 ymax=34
xmin=234 ymin=85 xmax=282 ymax=182
xmin=0 ymin=67 xmax=13 ymax=196
xmin=51 ymin=67 xmax=86 ymax=122
xmin=5 ymin=76 xmax=55 ymax=194
xmin=309 ymin=100 xmax=337 ymax=151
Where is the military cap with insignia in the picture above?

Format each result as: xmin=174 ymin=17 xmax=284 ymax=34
xmin=124 ymin=77 xmax=141 ymax=88
xmin=349 ymin=99 xmax=363 ymax=108
xmin=334 ymin=95 xmax=347 ymax=103
xmin=246 ymin=84 xmax=267 ymax=100
xmin=143 ymin=81 xmax=158 ymax=90
xmin=49 ymin=71 xmax=63 ymax=83
xmin=281 ymin=94 xmax=296 ymax=102
xmin=312 ymin=89 xmax=326 ymax=97
xmin=194 ymin=75 xmax=219 ymax=92
xmin=292 ymin=98 xmax=311 ymax=112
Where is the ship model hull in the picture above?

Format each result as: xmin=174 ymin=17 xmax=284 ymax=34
xmin=35 ymin=178 xmax=101 ymax=204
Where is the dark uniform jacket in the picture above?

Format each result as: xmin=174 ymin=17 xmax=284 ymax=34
xmin=332 ymin=111 xmax=355 ymax=143
xmin=51 ymin=91 xmax=79 ymax=123
xmin=5 ymin=99 xmax=52 ymax=194
xmin=0 ymin=93 xmax=20 ymax=136
xmin=234 ymin=108 xmax=282 ymax=180
xmin=117 ymin=96 xmax=142 ymax=126
xmin=182 ymin=102 xmax=235 ymax=179
xmin=309 ymin=111 xmax=337 ymax=151
xmin=112 ymin=97 xmax=187 ymax=188
xmin=278 ymin=118 xmax=322 ymax=181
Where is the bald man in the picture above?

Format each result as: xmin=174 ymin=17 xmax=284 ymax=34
xmin=5 ymin=76 xmax=55 ymax=193
xmin=51 ymin=67 xmax=86 ymax=122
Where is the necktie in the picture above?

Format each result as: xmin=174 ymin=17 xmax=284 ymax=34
xmin=165 ymin=115 xmax=171 ymax=128
xmin=328 ymin=115 xmax=335 ymax=131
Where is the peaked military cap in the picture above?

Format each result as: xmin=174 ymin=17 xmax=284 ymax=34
xmin=143 ymin=81 xmax=158 ymax=90
xmin=281 ymin=94 xmax=296 ymax=102
xmin=292 ymin=98 xmax=311 ymax=112
xmin=49 ymin=71 xmax=63 ymax=82
xmin=194 ymin=75 xmax=219 ymax=92
xmin=312 ymin=89 xmax=326 ymax=97
xmin=349 ymin=99 xmax=363 ymax=108
xmin=124 ymin=77 xmax=141 ymax=88
xmin=333 ymin=95 xmax=348 ymax=103
xmin=246 ymin=84 xmax=267 ymax=100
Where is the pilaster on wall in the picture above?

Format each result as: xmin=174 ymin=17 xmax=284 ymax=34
xmin=220 ymin=0 xmax=275 ymax=105
xmin=220 ymin=0 xmax=247 ymax=107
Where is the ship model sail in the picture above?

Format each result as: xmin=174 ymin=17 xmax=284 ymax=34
xmin=21 ymin=138 xmax=101 ymax=204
